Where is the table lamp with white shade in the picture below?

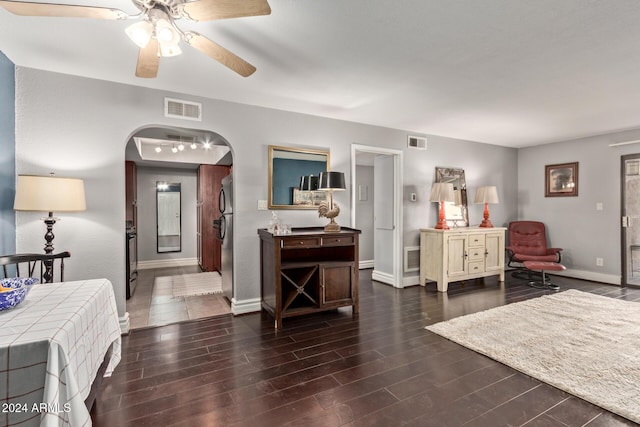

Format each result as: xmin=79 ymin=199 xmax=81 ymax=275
xmin=429 ymin=182 xmax=455 ymax=230
xmin=14 ymin=174 xmax=86 ymax=280
xmin=474 ymin=185 xmax=499 ymax=228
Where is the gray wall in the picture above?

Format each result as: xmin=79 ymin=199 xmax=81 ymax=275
xmin=402 ymin=137 xmax=519 ymax=249
xmin=518 ymin=128 xmax=640 ymax=284
xmin=14 ymin=67 xmax=519 ymax=318
xmin=0 ymin=51 xmax=15 ymax=256
xmin=136 ymin=166 xmax=197 ymax=263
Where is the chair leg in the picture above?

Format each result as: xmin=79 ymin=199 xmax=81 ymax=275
xmin=528 ymin=270 xmax=560 ymax=291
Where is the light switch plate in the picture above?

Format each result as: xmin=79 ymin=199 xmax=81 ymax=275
xmin=258 ymin=200 xmax=268 ymax=210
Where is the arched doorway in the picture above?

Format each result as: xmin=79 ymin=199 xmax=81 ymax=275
xmin=124 ymin=125 xmax=234 ymax=329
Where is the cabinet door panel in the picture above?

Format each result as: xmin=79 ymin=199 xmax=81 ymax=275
xmin=320 ymin=264 xmax=354 ymax=306
xmin=485 ymin=232 xmax=504 ymax=272
xmin=447 ymin=235 xmax=467 ymax=277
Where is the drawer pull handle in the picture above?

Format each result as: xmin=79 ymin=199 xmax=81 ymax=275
xmin=300 ymin=241 xmax=305 ymax=245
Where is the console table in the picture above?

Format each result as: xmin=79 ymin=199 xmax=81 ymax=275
xmin=258 ymin=227 xmax=360 ymax=329
xmin=420 ymin=227 xmax=506 ymax=292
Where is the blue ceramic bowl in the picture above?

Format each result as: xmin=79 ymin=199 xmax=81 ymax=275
xmin=0 ymin=278 xmax=39 ymax=311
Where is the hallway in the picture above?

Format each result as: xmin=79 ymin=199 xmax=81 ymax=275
xmin=127 ymin=265 xmax=231 ymax=329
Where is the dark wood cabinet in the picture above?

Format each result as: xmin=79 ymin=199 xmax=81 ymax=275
xmin=197 ymin=165 xmax=230 ymax=272
xmin=258 ymin=227 xmax=360 ymax=329
xmin=125 ymin=161 xmax=137 ymax=226
xmin=125 ymin=161 xmax=137 ymax=299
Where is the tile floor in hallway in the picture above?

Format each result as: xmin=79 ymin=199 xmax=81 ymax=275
xmin=126 ymin=265 xmax=232 ymax=329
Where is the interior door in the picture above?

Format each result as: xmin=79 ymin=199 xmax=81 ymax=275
xmin=373 ymin=154 xmax=394 ymax=277
xmin=621 ymin=154 xmax=640 ymax=287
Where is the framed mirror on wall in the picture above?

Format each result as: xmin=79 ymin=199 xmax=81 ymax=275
xmin=435 ymin=167 xmax=468 ymax=227
xmin=156 ymin=182 xmax=182 ymax=253
xmin=268 ymin=145 xmax=330 ymax=209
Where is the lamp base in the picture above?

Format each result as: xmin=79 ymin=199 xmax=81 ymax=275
xmin=434 ymin=200 xmax=450 ymax=230
xmin=434 ymin=221 xmax=450 ymax=230
xmin=479 ymin=203 xmax=494 ymax=228
xmin=324 ymin=219 xmax=341 ymax=232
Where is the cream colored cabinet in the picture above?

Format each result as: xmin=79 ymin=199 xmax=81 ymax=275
xmin=419 ymin=227 xmax=506 ymax=292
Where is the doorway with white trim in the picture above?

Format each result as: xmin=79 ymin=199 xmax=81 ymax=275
xmin=351 ymin=144 xmax=403 ymax=288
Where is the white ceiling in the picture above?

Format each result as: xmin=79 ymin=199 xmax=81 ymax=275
xmin=3 ymin=0 xmax=640 ymax=148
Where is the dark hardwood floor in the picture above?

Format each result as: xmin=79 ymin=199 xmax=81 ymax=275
xmin=91 ymin=270 xmax=640 ymax=427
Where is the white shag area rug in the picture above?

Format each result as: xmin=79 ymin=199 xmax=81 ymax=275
xmin=425 ymin=289 xmax=640 ymax=423
xmin=171 ymin=272 xmax=222 ymax=298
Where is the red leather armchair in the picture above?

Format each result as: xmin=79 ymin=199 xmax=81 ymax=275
xmin=506 ymin=221 xmax=562 ymax=268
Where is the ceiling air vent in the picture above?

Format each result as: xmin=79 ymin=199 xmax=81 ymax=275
xmin=407 ymin=135 xmax=427 ymax=150
xmin=164 ymin=97 xmax=202 ymax=121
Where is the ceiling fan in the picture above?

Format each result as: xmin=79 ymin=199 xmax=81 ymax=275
xmin=0 ymin=0 xmax=271 ymax=78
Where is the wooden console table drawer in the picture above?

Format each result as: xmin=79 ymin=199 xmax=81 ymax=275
xmin=282 ymin=237 xmax=321 ymax=248
xmin=322 ymin=235 xmax=355 ymax=246
xmin=259 ymin=227 xmax=361 ymax=329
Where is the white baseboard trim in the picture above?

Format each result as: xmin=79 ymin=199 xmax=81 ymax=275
xmin=551 ymin=268 xmax=620 ymax=286
xmin=372 ymin=270 xmax=395 ymax=286
xmin=359 ymin=260 xmax=374 ymax=269
xmin=137 ymin=258 xmax=199 ymax=270
xmin=403 ymin=274 xmax=420 ymax=287
xmin=120 ymin=313 xmax=130 ymax=335
xmin=231 ymin=297 xmax=261 ymax=315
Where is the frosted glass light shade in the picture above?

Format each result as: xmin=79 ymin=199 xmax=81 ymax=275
xmin=159 ymin=43 xmax=182 ymax=57
xmin=155 ymin=19 xmax=180 ymax=45
xmin=14 ymin=175 xmax=86 ymax=212
xmin=125 ymin=20 xmax=153 ymax=48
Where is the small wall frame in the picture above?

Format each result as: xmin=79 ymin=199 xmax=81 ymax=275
xmin=545 ymin=162 xmax=579 ymax=197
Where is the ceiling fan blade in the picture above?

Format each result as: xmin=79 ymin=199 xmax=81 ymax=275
xmin=0 ymin=0 xmax=127 ymax=19
xmin=182 ymin=0 xmax=270 ymax=21
xmin=186 ymin=32 xmax=256 ymax=77
xmin=135 ymin=39 xmax=159 ymax=78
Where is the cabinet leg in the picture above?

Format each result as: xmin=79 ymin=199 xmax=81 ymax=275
xmin=437 ymin=281 xmax=448 ymax=292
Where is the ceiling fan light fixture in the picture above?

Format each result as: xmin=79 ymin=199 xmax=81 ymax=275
xmin=159 ymin=43 xmax=182 ymax=57
xmin=125 ymin=20 xmax=153 ymax=48
xmin=155 ymin=19 xmax=180 ymax=46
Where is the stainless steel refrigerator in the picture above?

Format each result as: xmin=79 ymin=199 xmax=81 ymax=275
xmin=219 ymin=174 xmax=233 ymax=301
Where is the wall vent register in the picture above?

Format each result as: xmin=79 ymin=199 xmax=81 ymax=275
xmin=164 ymin=97 xmax=202 ymax=121
xmin=407 ymin=135 xmax=427 ymax=150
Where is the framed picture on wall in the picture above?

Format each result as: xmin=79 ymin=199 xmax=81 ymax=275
xmin=545 ymin=162 xmax=578 ymax=197
xmin=292 ymin=188 xmax=328 ymax=206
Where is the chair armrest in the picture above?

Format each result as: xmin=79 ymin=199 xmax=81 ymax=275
xmin=546 ymin=248 xmax=562 ymax=263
